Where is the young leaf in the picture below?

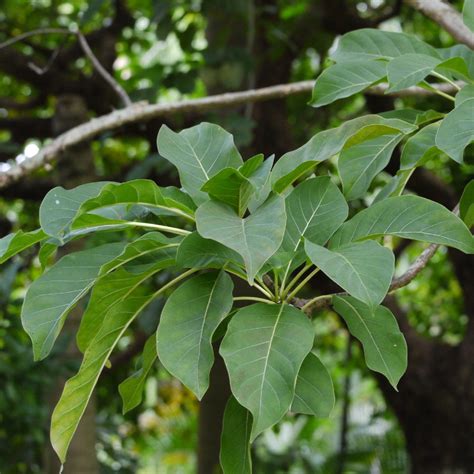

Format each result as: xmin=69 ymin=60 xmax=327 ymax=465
xmin=51 ymin=273 xmax=160 ymax=463
xmin=39 ymin=182 xmax=110 ymax=240
xmin=331 ymin=29 xmax=439 ymax=62
xmin=220 ymin=303 xmax=314 ymax=440
xmin=339 ymin=133 xmax=403 ymax=201
xmin=310 ymin=59 xmax=387 ymax=107
xmin=196 ymin=195 xmax=286 ymax=283
xmin=463 ymin=0 xmax=474 ymax=31
xmin=460 ymin=180 xmax=474 ymax=228
xmin=436 ymin=98 xmax=474 ymax=163
xmin=0 ymin=229 xmax=47 ymax=264
xmin=157 ymin=123 xmax=243 ymax=204
xmin=22 ymin=242 xmax=125 ymax=361
xmin=333 ymin=296 xmax=407 ymax=388
xmin=291 ymin=352 xmax=335 ymax=417
xmin=119 ymin=336 xmax=157 ymax=414
xmin=157 ymin=271 xmax=233 ymax=399
xmin=220 ymin=396 xmax=252 ymax=474
xmin=400 ymin=122 xmax=442 ymax=170
xmin=330 ymin=195 xmax=474 ymax=254
xmin=305 ymin=240 xmax=394 ymax=307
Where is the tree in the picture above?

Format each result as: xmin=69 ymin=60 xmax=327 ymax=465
xmin=1 ymin=1 xmax=473 ymax=473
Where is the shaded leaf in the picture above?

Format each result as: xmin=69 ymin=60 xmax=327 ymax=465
xmin=400 ymin=122 xmax=442 ymax=170
xmin=0 ymin=229 xmax=46 ymax=264
xmin=460 ymin=180 xmax=474 ymax=228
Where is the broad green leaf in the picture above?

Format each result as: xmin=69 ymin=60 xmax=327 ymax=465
xmin=247 ymin=155 xmax=274 ymax=213
xmin=311 ymin=60 xmax=387 ymax=107
xmin=372 ymin=169 xmax=414 ymax=203
xmin=386 ymin=54 xmax=441 ymax=93
xmin=176 ymin=232 xmax=243 ymax=269
xmin=463 ymin=0 xmax=474 ymax=31
xmin=76 ymin=179 xmax=196 ymax=222
xmin=220 ymin=303 xmax=314 ymax=439
xmin=22 ymin=242 xmax=125 ymax=361
xmin=330 ymin=195 xmax=474 ymax=254
xmin=157 ymin=271 xmax=233 ymax=399
xmin=196 ymin=195 xmax=286 ymax=283
xmin=305 ymin=240 xmax=394 ymax=306
xmin=455 ymin=84 xmax=474 ymax=107
xmin=400 ymin=122 xmax=442 ymax=170
xmin=436 ymin=98 xmax=474 ymax=163
xmin=333 ymin=296 xmax=407 ymax=388
xmin=339 ymin=133 xmax=403 ymax=201
xmin=51 ymin=270 xmax=160 ymax=463
xmin=119 ymin=336 xmax=157 ymax=413
xmin=39 ymin=182 xmax=110 ymax=240
xmin=220 ymin=396 xmax=252 ymax=474
xmin=331 ymin=29 xmax=439 ymax=63
xmin=460 ymin=180 xmax=474 ymax=228
xmin=438 ymin=44 xmax=474 ymax=79
xmin=76 ymin=233 xmax=178 ymax=351
xmin=157 ymin=123 xmax=243 ymax=204
xmin=435 ymin=56 xmax=471 ymax=81
xmin=380 ymin=108 xmax=443 ymax=126
xmin=271 ymin=115 xmax=414 ymax=192
xmin=278 ymin=177 xmax=348 ymax=265
xmin=0 ymin=229 xmax=47 ymax=264
xmin=291 ymin=352 xmax=335 ymax=417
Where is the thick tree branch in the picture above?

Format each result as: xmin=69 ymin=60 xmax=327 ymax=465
xmin=0 ymin=80 xmax=462 ymax=189
xmin=404 ymin=0 xmax=474 ymax=50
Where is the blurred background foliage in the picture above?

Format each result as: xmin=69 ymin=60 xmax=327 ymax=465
xmin=0 ymin=0 xmax=472 ymax=473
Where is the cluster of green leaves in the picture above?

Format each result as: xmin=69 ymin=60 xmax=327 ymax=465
xmin=1 ymin=26 xmax=474 ymax=472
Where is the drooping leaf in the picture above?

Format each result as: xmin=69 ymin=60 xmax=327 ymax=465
xmin=436 ymin=98 xmax=474 ymax=163
xmin=39 ymin=182 xmax=110 ymax=240
xmin=305 ymin=240 xmax=394 ymax=307
xmin=0 ymin=229 xmax=47 ymax=264
xmin=400 ymin=122 xmax=442 ymax=170
xmin=339 ymin=133 xmax=403 ymax=200
xmin=333 ymin=296 xmax=407 ymax=388
xmin=220 ymin=396 xmax=252 ymax=474
xmin=119 ymin=336 xmax=158 ymax=414
xmin=331 ymin=29 xmax=439 ymax=63
xmin=220 ymin=303 xmax=314 ymax=439
xmin=22 ymin=242 xmax=125 ymax=361
xmin=455 ymin=84 xmax=474 ymax=107
xmin=157 ymin=271 xmax=234 ymax=399
xmin=330 ymin=195 xmax=474 ymax=254
xmin=311 ymin=59 xmax=387 ymax=107
xmin=51 ymin=270 xmax=160 ymax=463
xmin=157 ymin=123 xmax=243 ymax=204
xmin=460 ymin=180 xmax=474 ymax=228
xmin=291 ymin=352 xmax=335 ymax=417
xmin=463 ymin=0 xmax=474 ymax=31
xmin=196 ymin=195 xmax=286 ymax=283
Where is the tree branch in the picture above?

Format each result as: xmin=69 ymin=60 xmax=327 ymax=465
xmin=404 ymin=0 xmax=474 ymax=50
xmin=0 ymin=80 xmax=462 ymax=189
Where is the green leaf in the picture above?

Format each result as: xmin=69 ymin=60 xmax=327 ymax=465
xmin=439 ymin=44 xmax=474 ymax=79
xmin=463 ymin=0 xmax=474 ymax=31
xmin=39 ymin=182 xmax=110 ymax=240
xmin=157 ymin=271 xmax=234 ymax=399
xmin=51 ymin=270 xmax=160 ymax=463
xmin=291 ymin=352 xmax=335 ymax=417
xmin=386 ymin=54 xmax=441 ymax=93
xmin=460 ymin=180 xmax=474 ymax=228
xmin=196 ymin=195 xmax=286 ymax=283
xmin=76 ymin=233 xmax=178 ymax=352
xmin=0 ymin=229 xmax=47 ymax=264
xmin=176 ymin=232 xmax=243 ymax=269
xmin=247 ymin=155 xmax=274 ymax=212
xmin=278 ymin=177 xmax=348 ymax=265
xmin=400 ymin=122 xmax=442 ymax=170
xmin=119 ymin=336 xmax=157 ymax=414
xmin=380 ymin=108 xmax=443 ymax=126
xmin=271 ymin=115 xmax=414 ymax=192
xmin=436 ymin=98 xmax=474 ymax=163
xmin=220 ymin=303 xmax=314 ymax=439
xmin=455 ymin=84 xmax=474 ymax=107
xmin=305 ymin=240 xmax=394 ymax=306
xmin=311 ymin=60 xmax=387 ymax=107
xmin=220 ymin=396 xmax=252 ymax=474
xmin=157 ymin=123 xmax=243 ymax=204
xmin=76 ymin=179 xmax=196 ymax=222
xmin=22 ymin=242 xmax=125 ymax=361
xmin=339 ymin=133 xmax=403 ymax=201
xmin=333 ymin=296 xmax=407 ymax=388
xmin=330 ymin=195 xmax=474 ymax=253
xmin=331 ymin=29 xmax=439 ymax=63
